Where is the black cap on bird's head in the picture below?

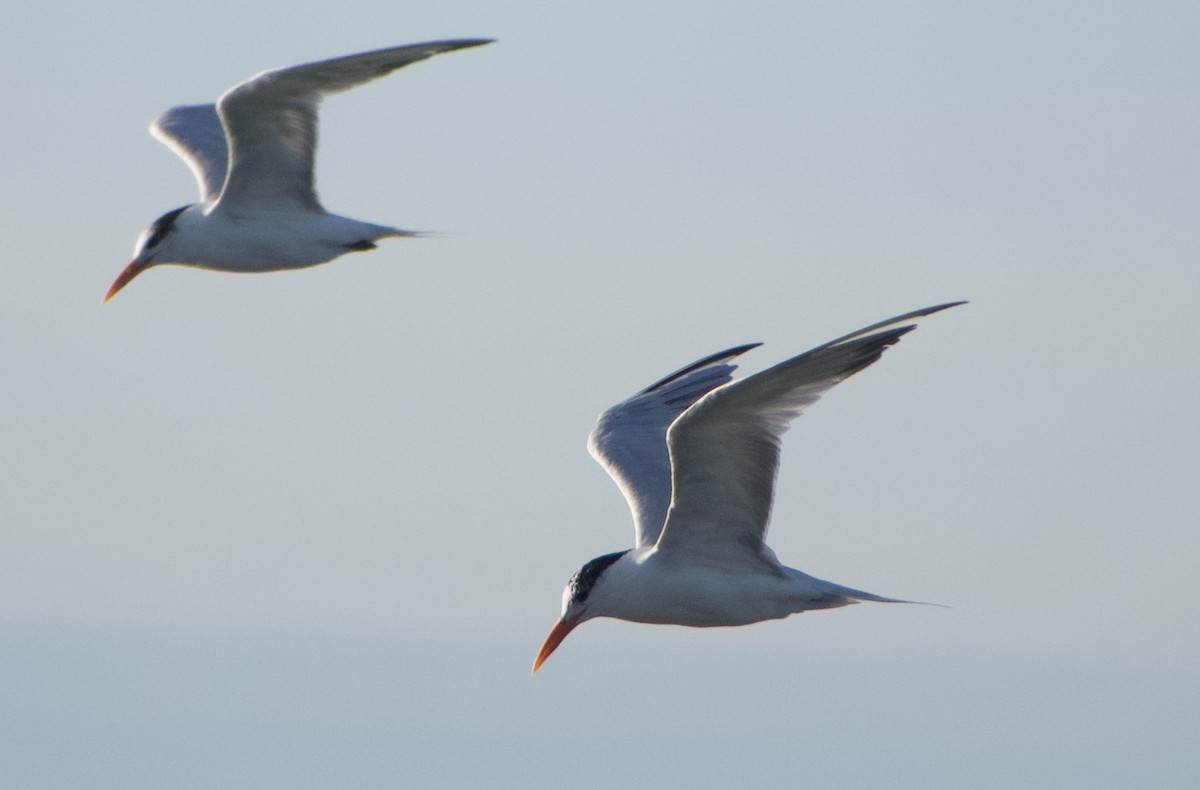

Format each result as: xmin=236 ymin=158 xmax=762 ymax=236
xmin=566 ymin=550 xmax=627 ymax=607
xmin=104 ymin=204 xmax=192 ymax=302
xmin=532 ymin=550 xmax=629 ymax=673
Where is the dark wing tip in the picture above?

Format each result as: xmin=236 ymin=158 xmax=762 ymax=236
xmin=923 ymin=300 xmax=968 ymax=313
xmin=815 ymin=301 xmax=966 ymax=353
xmin=875 ymin=301 xmax=967 ymax=326
xmin=424 ymin=38 xmax=497 ymax=51
xmin=638 ymin=342 xmax=762 ymax=396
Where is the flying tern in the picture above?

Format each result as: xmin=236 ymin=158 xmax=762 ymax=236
xmin=105 ymin=38 xmax=493 ymax=302
xmin=532 ymin=302 xmax=963 ymax=672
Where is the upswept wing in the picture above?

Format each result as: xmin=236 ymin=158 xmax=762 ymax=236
xmin=588 ymin=344 xmax=761 ymax=548
xmin=215 ymin=39 xmax=493 ymax=211
xmin=655 ymin=302 xmax=963 ymax=562
xmin=151 ymin=104 xmax=229 ymax=203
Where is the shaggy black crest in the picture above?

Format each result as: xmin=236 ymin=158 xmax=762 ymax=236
xmin=144 ymin=205 xmax=190 ymax=250
xmin=567 ymin=550 xmax=629 ymax=605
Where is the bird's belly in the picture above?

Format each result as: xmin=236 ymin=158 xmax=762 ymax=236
xmin=620 ymin=570 xmax=805 ymax=628
xmin=193 ymin=211 xmax=391 ymax=272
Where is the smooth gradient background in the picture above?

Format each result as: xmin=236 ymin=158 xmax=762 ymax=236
xmin=2 ymin=2 xmax=1197 ymax=787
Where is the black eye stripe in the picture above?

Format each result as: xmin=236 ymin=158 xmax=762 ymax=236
xmin=145 ymin=204 xmax=190 ymax=249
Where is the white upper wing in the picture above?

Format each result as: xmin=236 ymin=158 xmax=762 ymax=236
xmin=588 ymin=344 xmax=760 ymax=548
xmin=151 ymin=104 xmax=229 ymax=203
xmin=214 ymin=39 xmax=493 ymax=211
xmin=655 ymin=303 xmax=963 ymax=563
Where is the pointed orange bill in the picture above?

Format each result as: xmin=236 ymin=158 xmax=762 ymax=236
xmin=104 ymin=261 xmax=149 ymax=303
xmin=532 ymin=616 xmax=580 ymax=674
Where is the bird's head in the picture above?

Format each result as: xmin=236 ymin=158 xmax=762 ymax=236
xmin=104 ymin=204 xmax=193 ymax=302
xmin=532 ymin=549 xmax=630 ymax=673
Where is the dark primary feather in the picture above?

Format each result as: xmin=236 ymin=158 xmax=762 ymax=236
xmin=638 ymin=343 xmax=762 ymax=397
xmin=657 ymin=302 xmax=963 ymax=557
xmin=216 ymin=39 xmax=494 ymax=210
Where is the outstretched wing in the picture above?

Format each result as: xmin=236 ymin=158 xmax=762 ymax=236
xmin=656 ymin=302 xmax=963 ymax=563
xmin=215 ymin=38 xmax=493 ymax=211
xmin=588 ymin=344 xmax=761 ymax=548
xmin=151 ymin=104 xmax=229 ymax=203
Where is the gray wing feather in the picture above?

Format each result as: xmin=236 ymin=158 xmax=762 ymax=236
xmin=588 ymin=344 xmax=760 ymax=548
xmin=657 ymin=302 xmax=963 ymax=560
xmin=151 ymin=104 xmax=228 ymax=203
xmin=216 ymin=39 xmax=493 ymax=210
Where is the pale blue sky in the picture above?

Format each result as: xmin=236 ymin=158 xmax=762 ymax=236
xmin=2 ymin=2 xmax=1198 ymax=787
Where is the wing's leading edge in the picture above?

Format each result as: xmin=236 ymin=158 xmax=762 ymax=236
xmin=215 ymin=38 xmax=494 ymax=210
xmin=589 ymin=344 xmax=761 ymax=547
xmin=151 ymin=104 xmax=228 ymax=203
xmin=656 ymin=302 xmax=964 ymax=562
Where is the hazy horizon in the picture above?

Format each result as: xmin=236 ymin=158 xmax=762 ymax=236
xmin=2 ymin=2 xmax=1197 ymax=787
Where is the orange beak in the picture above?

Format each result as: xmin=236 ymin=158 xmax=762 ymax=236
xmin=104 ymin=260 xmax=149 ymax=303
xmin=531 ymin=615 xmax=581 ymax=674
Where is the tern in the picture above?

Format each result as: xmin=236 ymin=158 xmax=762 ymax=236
xmin=104 ymin=38 xmax=493 ymax=302
xmin=532 ymin=302 xmax=962 ymax=672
